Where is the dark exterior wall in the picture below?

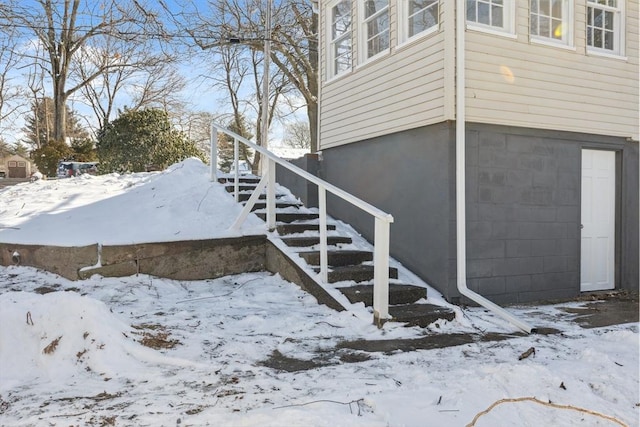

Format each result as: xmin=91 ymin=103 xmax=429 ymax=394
xmin=320 ymin=122 xmax=457 ymax=299
xmin=620 ymin=141 xmax=639 ymax=291
xmin=320 ymin=121 xmax=639 ymax=304
xmin=458 ymin=124 xmax=639 ymax=303
xmin=458 ymin=124 xmax=583 ymax=304
xmin=276 ymin=154 xmax=320 ymax=208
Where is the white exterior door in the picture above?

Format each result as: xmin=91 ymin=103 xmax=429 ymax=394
xmin=580 ymin=149 xmax=616 ymax=291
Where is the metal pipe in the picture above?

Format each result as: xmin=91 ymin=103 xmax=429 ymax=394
xmin=455 ymin=0 xmax=534 ymax=334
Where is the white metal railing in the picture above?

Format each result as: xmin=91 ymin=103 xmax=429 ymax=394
xmin=210 ymin=123 xmax=394 ymax=326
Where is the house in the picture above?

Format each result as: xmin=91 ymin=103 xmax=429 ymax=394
xmin=314 ymin=0 xmax=639 ymax=304
xmin=0 ymin=154 xmax=32 ymax=178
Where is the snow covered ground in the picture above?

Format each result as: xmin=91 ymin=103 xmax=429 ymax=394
xmin=0 ymin=159 xmax=638 ymax=426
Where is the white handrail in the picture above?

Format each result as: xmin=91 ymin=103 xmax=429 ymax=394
xmin=211 ymin=122 xmax=394 ymax=326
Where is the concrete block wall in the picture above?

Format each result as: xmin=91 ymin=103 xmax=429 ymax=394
xmin=459 ymin=123 xmax=639 ymax=303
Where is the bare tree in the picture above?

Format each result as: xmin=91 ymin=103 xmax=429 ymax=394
xmin=0 ymin=0 xmax=165 ymax=142
xmin=0 ymin=26 xmax=26 ymax=141
xmin=76 ymin=32 xmax=185 ymax=132
xmin=164 ymin=0 xmax=319 ymax=153
xmin=284 ymin=119 xmax=311 ymax=149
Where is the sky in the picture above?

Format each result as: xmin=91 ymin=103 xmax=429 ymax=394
xmin=0 ymin=0 xmax=300 ymax=148
xmin=0 ymin=158 xmax=638 ymax=426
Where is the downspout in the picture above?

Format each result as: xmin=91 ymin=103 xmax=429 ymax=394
xmin=455 ymin=0 xmax=534 ymax=334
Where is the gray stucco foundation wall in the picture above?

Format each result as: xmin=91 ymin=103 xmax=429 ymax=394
xmin=320 ymin=122 xmax=457 ymax=300
xmin=276 ymin=154 xmax=320 ymax=208
xmin=320 ymin=122 xmax=639 ymax=304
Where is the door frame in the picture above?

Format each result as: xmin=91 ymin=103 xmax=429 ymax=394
xmin=579 ymin=147 xmax=621 ymax=292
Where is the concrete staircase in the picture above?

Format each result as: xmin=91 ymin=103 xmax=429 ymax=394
xmin=219 ymin=175 xmax=455 ymax=327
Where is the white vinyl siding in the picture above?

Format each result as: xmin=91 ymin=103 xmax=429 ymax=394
xmin=321 ymin=38 xmax=447 ymax=148
xmin=465 ymin=0 xmax=639 ymax=140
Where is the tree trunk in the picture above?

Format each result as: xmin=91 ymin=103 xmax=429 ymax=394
xmin=53 ymin=78 xmax=67 ymax=142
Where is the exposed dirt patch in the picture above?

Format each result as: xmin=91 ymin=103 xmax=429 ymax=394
xmin=42 ymin=336 xmax=62 ymax=354
xmin=33 ymin=286 xmax=59 ymax=294
xmin=132 ymin=323 xmax=180 ymax=349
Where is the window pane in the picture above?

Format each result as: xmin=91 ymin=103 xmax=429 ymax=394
xmin=530 ymin=13 xmax=538 ymax=35
xmin=593 ymin=8 xmax=603 ymax=28
xmin=364 ymin=0 xmax=387 ymax=18
xmin=551 ymin=0 xmax=562 ymax=18
xmin=586 ymin=26 xmax=592 ymax=45
xmin=409 ymin=8 xmax=438 ymax=36
xmin=466 ymin=0 xmax=477 ymax=21
xmin=552 ymin=18 xmax=562 ymax=39
xmin=593 ymin=28 xmax=602 ymax=47
xmin=477 ymin=1 xmax=490 ymax=25
xmin=491 ymin=4 xmax=503 ymax=27
xmin=540 ymin=0 xmax=550 ymax=15
xmin=531 ymin=0 xmax=538 ymax=12
xmin=604 ymin=11 xmax=613 ymax=30
xmin=539 ymin=16 xmax=550 ymax=37
xmin=604 ymin=30 xmax=613 ymax=49
xmin=367 ymin=12 xmax=389 ymax=38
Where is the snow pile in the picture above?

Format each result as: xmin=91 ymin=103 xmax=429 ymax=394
xmin=0 ymin=290 xmax=194 ymax=390
xmin=0 ymin=157 xmax=263 ymax=245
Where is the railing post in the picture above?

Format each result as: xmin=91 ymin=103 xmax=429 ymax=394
xmin=266 ymin=158 xmax=276 ymax=230
xmin=318 ymin=185 xmax=328 ymax=283
xmin=373 ymin=218 xmax=390 ymax=327
xmin=210 ymin=123 xmax=218 ymax=182
xmin=233 ymin=137 xmax=239 ymax=202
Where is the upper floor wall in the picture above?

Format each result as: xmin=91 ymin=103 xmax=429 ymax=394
xmin=318 ymin=1 xmax=639 ymax=149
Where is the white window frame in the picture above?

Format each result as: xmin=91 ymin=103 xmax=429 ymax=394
xmin=358 ymin=0 xmax=390 ymax=63
xmin=466 ymin=0 xmax=516 ymax=37
xmin=586 ymin=0 xmax=625 ymax=58
xmin=530 ymin=0 xmax=574 ymax=47
xmin=398 ymin=0 xmax=440 ymax=45
xmin=327 ymin=0 xmax=353 ymax=79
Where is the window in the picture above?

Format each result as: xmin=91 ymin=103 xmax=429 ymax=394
xmin=400 ymin=0 xmax=439 ymax=43
xmin=530 ymin=0 xmax=573 ymax=46
xmin=329 ymin=0 xmax=352 ymax=78
xmin=360 ymin=0 xmax=389 ymax=61
xmin=587 ymin=0 xmax=624 ymax=56
xmin=466 ymin=0 xmax=515 ymax=34
xmin=8 ymin=161 xmax=16 ymax=167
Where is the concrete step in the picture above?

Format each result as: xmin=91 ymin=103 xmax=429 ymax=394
xmin=281 ymin=236 xmax=352 ymax=247
xmin=255 ymin=212 xmax=319 ymax=223
xmin=237 ymin=192 xmax=286 ymax=202
xmin=276 ymin=223 xmax=337 ymax=235
xmin=297 ymin=250 xmax=373 ymax=267
xmin=337 ymin=283 xmax=426 ymax=306
xmin=247 ymin=201 xmax=302 ymax=211
xmin=218 ymin=177 xmax=261 ymax=184
xmin=225 ymin=185 xmax=258 ymax=193
xmin=388 ymin=304 xmax=456 ymax=328
xmin=318 ymin=265 xmax=398 ymax=284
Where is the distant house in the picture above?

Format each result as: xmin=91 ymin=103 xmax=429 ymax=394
xmin=0 ymin=154 xmax=32 ymax=178
xmin=315 ymin=1 xmax=639 ymax=303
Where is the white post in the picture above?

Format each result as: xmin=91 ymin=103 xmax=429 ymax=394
xmin=266 ymin=158 xmax=276 ymax=230
xmin=234 ymin=137 xmax=239 ymax=202
xmin=373 ymin=218 xmax=390 ymax=327
xmin=318 ymin=185 xmax=328 ymax=283
xmin=210 ymin=122 xmax=218 ymax=182
xmin=260 ymin=0 xmax=272 ymax=175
